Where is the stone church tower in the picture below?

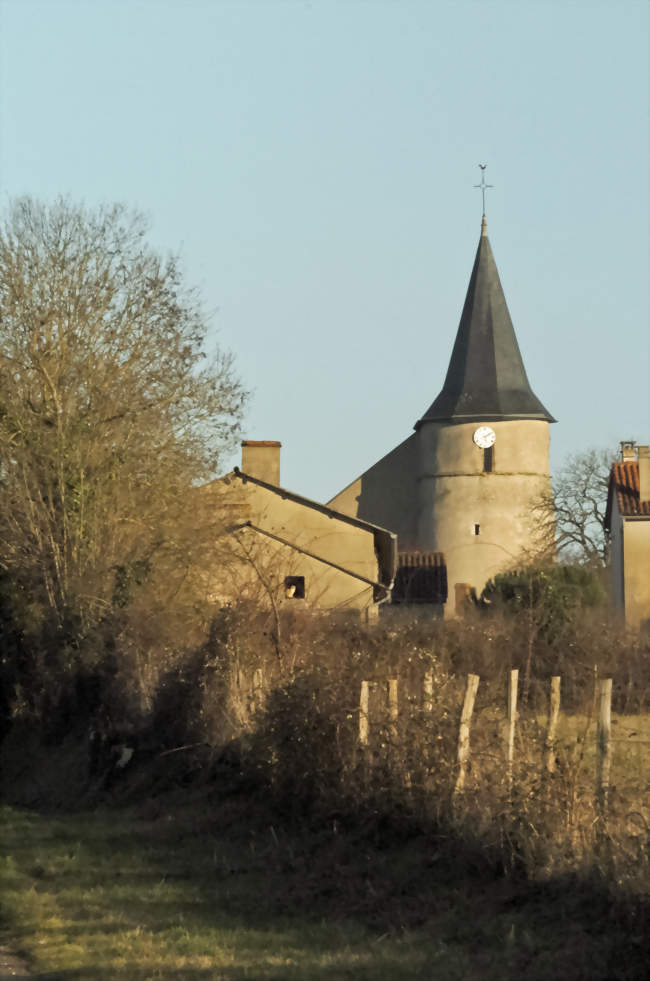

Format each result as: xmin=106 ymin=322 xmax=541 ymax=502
xmin=328 ymin=214 xmax=555 ymax=614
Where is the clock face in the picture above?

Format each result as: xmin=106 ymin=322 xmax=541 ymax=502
xmin=473 ymin=426 xmax=496 ymax=449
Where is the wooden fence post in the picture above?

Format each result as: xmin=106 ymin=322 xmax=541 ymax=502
xmin=252 ymin=667 xmax=264 ymax=713
xmin=543 ymin=676 xmax=561 ymax=773
xmin=359 ymin=680 xmax=370 ymax=748
xmin=596 ymin=678 xmax=612 ymax=818
xmin=454 ymin=673 xmax=480 ymax=796
xmin=387 ymin=679 xmax=398 ymax=744
xmin=506 ymin=669 xmax=519 ymax=790
xmin=423 ymin=669 xmax=434 ymax=713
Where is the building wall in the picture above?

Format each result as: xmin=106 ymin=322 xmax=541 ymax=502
xmin=417 ymin=419 xmax=551 ymax=612
xmin=327 ymin=419 xmax=551 ymax=614
xmin=327 ymin=434 xmax=419 ymax=547
xmin=210 ymin=476 xmax=383 ymax=612
xmin=608 ymin=497 xmax=625 ymax=612
xmin=622 ymin=519 xmax=650 ymax=628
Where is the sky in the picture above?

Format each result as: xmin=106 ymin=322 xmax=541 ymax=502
xmin=0 ymin=0 xmax=648 ymax=502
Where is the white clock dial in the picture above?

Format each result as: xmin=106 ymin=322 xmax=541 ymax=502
xmin=473 ymin=426 xmax=496 ymax=449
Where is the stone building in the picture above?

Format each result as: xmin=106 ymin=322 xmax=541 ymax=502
xmin=605 ymin=442 xmax=650 ymax=629
xmin=328 ymin=215 xmax=556 ymax=614
xmin=210 ymin=441 xmax=396 ymax=617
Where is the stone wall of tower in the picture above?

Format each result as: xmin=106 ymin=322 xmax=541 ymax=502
xmin=416 ymin=419 xmax=551 ymax=613
xmin=327 ymin=434 xmax=419 ymax=547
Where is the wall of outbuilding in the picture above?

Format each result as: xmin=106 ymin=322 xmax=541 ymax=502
xmin=622 ymin=518 xmax=650 ymax=628
xmin=210 ymin=475 xmax=384 ymax=613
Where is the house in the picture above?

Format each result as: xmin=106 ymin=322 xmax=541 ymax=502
xmin=210 ymin=441 xmax=397 ymax=618
xmin=605 ymin=442 xmax=650 ymax=629
xmin=328 ymin=214 xmax=555 ymax=614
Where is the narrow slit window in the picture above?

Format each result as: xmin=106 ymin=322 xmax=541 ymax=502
xmin=483 ymin=446 xmax=494 ymax=473
xmin=284 ymin=575 xmax=305 ymax=599
xmin=474 ymin=524 xmax=480 ymax=536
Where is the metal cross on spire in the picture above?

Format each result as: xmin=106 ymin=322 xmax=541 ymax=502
xmin=474 ymin=164 xmax=493 ymax=216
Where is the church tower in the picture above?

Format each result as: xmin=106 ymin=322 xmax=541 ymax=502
xmin=414 ymin=214 xmax=555 ymax=611
xmin=327 ymin=209 xmax=555 ymax=615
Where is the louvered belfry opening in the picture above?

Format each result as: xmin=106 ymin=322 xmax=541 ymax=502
xmin=392 ymin=551 xmax=447 ymax=605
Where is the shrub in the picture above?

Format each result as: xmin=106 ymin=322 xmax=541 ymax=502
xmin=483 ymin=564 xmax=607 ymax=642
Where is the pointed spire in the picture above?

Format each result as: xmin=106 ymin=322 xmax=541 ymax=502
xmin=416 ymin=222 xmax=555 ymax=426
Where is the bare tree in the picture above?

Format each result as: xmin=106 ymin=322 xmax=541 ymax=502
xmin=531 ymin=448 xmax=615 ymax=565
xmin=0 ymin=197 xmax=247 ymax=631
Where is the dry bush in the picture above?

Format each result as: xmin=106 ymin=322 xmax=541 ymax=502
xmin=201 ymin=606 xmax=649 ymax=888
xmin=5 ymin=588 xmax=645 ymax=891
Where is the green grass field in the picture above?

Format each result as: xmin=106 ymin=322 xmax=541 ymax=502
xmin=0 ymin=802 xmax=463 ymax=980
xmin=0 ymin=787 xmax=647 ymax=981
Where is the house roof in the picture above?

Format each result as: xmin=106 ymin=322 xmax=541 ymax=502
xmin=416 ymin=217 xmax=555 ymax=427
xmin=605 ymin=461 xmax=650 ymax=529
xmin=230 ymin=467 xmax=397 ymax=588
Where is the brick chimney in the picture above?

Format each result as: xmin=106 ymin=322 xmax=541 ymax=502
xmin=241 ymin=441 xmax=281 ymax=485
xmin=638 ymin=445 xmax=650 ymax=503
xmin=620 ymin=440 xmax=637 ymax=462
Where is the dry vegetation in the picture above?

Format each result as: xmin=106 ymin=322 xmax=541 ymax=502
xmin=1 ymin=604 xmax=649 ymax=979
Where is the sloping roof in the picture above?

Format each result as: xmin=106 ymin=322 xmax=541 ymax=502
xmin=416 ymin=217 xmax=555 ymax=426
xmin=230 ymin=467 xmax=397 ymax=588
xmin=605 ymin=461 xmax=650 ymax=529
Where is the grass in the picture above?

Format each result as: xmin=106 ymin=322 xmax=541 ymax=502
xmin=529 ymin=710 xmax=650 ymax=807
xmin=0 ymin=788 xmax=648 ymax=981
xmin=0 ymin=801 xmax=468 ymax=980
xmin=0 ymin=651 xmax=648 ymax=980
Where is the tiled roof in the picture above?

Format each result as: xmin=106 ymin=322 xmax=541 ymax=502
xmin=394 ymin=552 xmax=447 ymax=604
xmin=398 ymin=551 xmax=445 ymax=567
xmin=609 ymin=462 xmax=650 ymax=518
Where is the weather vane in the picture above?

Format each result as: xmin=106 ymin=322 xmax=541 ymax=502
xmin=474 ymin=164 xmax=493 ymax=216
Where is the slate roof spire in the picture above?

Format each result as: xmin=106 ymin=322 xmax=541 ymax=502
xmin=416 ymin=219 xmax=555 ymax=426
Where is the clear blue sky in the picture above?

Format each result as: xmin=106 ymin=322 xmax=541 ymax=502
xmin=1 ymin=0 xmax=648 ymax=501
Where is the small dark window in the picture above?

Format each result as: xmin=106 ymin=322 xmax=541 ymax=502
xmin=483 ymin=446 xmax=494 ymax=472
xmin=284 ymin=576 xmax=305 ymax=599
xmin=474 ymin=524 xmax=480 ymax=536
